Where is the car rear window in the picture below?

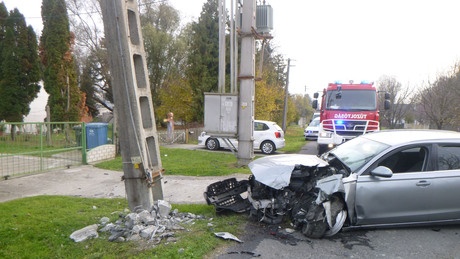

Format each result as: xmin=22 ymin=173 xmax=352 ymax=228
xmin=254 ymin=122 xmax=269 ymax=131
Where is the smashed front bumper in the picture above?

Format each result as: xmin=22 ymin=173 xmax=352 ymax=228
xmin=203 ymin=154 xmax=348 ymax=238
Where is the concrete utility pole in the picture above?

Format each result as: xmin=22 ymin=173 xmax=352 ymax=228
xmin=101 ymin=0 xmax=163 ymax=211
xmin=237 ymin=0 xmax=256 ymax=166
xmin=218 ymin=0 xmax=226 ymax=93
xmin=230 ymin=0 xmax=239 ymax=94
xmin=282 ymin=58 xmax=291 ymax=132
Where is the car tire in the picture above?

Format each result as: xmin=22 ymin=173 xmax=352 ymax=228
xmin=206 ymin=138 xmax=220 ymax=150
xmin=260 ymin=141 xmax=275 ymax=154
xmin=301 ymin=220 xmax=328 ymax=239
xmin=301 ymin=195 xmax=347 ymax=239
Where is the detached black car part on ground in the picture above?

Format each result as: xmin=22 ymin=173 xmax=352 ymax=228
xmin=204 ymin=154 xmax=349 ymax=238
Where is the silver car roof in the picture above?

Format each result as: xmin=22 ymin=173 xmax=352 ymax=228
xmin=362 ymin=129 xmax=460 ymax=146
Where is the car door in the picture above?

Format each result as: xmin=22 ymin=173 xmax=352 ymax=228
xmin=354 ymin=145 xmax=433 ymax=225
xmin=421 ymin=144 xmax=460 ymax=221
xmin=253 ymin=122 xmax=268 ymax=149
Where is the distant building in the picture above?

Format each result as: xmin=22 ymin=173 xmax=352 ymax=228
xmin=24 ymin=85 xmax=48 ymax=123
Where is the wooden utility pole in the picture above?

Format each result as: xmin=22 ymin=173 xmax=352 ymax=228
xmin=101 ymin=0 xmax=163 ymax=211
xmin=237 ymin=0 xmax=256 ymax=166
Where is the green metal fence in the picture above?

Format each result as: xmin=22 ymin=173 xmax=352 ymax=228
xmin=0 ymin=122 xmax=113 ymax=179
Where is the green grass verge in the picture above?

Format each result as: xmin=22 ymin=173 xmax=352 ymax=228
xmin=95 ymin=147 xmax=251 ymax=176
xmin=95 ymin=127 xmax=308 ymax=176
xmin=188 ymin=140 xmax=198 ymax=145
xmin=0 ymin=196 xmax=247 ymax=258
xmin=0 ymin=132 xmax=78 ymax=154
xmin=279 ymin=126 xmax=308 ymax=153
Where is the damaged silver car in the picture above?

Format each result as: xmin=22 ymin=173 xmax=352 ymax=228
xmin=204 ymin=130 xmax=460 ymax=238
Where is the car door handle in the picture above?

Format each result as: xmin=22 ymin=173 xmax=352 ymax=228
xmin=416 ymin=180 xmax=431 ymax=187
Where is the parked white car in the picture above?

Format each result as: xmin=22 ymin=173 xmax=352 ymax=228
xmin=198 ymin=120 xmax=285 ymax=154
xmin=304 ymin=117 xmax=320 ymax=140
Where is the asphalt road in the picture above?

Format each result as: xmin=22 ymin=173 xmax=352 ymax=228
xmin=298 ymin=139 xmax=319 ymax=155
xmin=216 ymin=221 xmax=460 ymax=259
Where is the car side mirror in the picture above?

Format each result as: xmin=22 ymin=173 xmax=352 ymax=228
xmin=370 ymin=166 xmax=393 ymax=178
xmin=313 ymin=92 xmax=319 ymax=99
xmin=385 ymin=92 xmax=390 ymax=100
xmin=312 ymin=100 xmax=318 ymax=109
xmin=384 ymin=100 xmax=390 ymax=110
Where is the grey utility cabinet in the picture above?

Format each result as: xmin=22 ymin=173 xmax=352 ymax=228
xmin=204 ymin=93 xmax=238 ymax=137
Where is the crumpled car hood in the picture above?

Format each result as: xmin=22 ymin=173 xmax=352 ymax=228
xmin=248 ymin=154 xmax=329 ymax=190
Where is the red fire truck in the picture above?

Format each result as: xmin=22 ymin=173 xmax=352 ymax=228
xmin=312 ymin=81 xmax=390 ymax=154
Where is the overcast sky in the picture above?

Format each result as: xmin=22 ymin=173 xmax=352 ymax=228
xmin=3 ymin=0 xmax=460 ymax=98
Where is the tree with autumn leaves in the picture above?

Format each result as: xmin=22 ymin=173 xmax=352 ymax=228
xmin=59 ymin=0 xmax=299 ymax=127
xmin=0 ymin=0 xmax=88 ymax=124
xmin=0 ymin=0 xmax=300 ymax=130
xmin=156 ymin=75 xmax=195 ymax=125
xmin=40 ymin=0 xmax=82 ymax=122
xmin=254 ymin=43 xmax=298 ymax=125
xmin=185 ymin=0 xmax=298 ymax=125
xmin=185 ymin=0 xmax=221 ymax=122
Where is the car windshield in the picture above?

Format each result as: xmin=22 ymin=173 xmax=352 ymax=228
xmin=325 ymin=89 xmax=377 ymax=111
xmin=329 ymin=136 xmax=390 ymax=172
xmin=309 ymin=119 xmax=319 ymax=127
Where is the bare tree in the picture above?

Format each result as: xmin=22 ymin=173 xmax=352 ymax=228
xmin=66 ymin=0 xmax=113 ymax=111
xmin=454 ymin=67 xmax=460 ymax=128
xmin=377 ymin=76 xmax=413 ymax=129
xmin=416 ymin=72 xmax=460 ymax=130
xmin=67 ymin=0 xmax=103 ymax=52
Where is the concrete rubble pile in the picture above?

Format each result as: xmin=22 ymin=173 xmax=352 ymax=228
xmin=70 ymin=200 xmax=207 ymax=243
